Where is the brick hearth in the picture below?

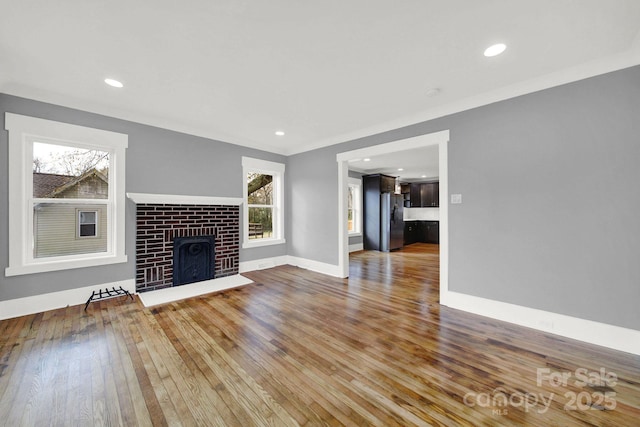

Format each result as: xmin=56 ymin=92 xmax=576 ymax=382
xmin=135 ymin=204 xmax=239 ymax=292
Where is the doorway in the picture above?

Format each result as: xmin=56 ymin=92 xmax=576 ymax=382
xmin=336 ymin=130 xmax=450 ymax=301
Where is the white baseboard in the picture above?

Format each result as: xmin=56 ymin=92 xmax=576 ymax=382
xmin=238 ymin=255 xmax=289 ymax=273
xmin=240 ymin=254 xmax=344 ymax=278
xmin=2 ymin=254 xmax=338 ymax=320
xmin=4 ymin=265 xmax=636 ymax=356
xmin=441 ymin=290 xmax=640 ymax=355
xmin=349 ymin=243 xmax=364 ymax=253
xmin=286 ymin=256 xmax=344 ymax=277
xmin=0 ymin=279 xmax=136 ymax=321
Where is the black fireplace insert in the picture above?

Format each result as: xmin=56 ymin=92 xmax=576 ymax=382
xmin=172 ymin=235 xmax=215 ymax=286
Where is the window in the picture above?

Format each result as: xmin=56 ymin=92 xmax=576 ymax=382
xmin=5 ymin=113 xmax=128 ymax=276
xmin=247 ymin=172 xmax=273 ymax=240
xmin=242 ymin=157 xmax=285 ymax=248
xmin=347 ymin=177 xmax=362 ymax=235
xmin=78 ymin=210 xmax=98 ymax=238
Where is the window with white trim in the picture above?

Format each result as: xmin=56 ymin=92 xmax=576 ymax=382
xmin=5 ymin=113 xmax=128 ymax=276
xmin=242 ymin=157 xmax=285 ymax=248
xmin=78 ymin=210 xmax=99 ymax=238
xmin=347 ymin=177 xmax=362 ymax=235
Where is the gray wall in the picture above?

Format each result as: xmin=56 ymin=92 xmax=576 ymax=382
xmin=0 ymin=94 xmax=286 ymax=301
xmin=286 ymin=147 xmax=339 ymax=263
xmin=287 ymin=65 xmax=640 ymax=330
xmin=3 ymin=65 xmax=639 ymax=330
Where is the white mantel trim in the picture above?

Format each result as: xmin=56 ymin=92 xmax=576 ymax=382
xmin=127 ymin=192 xmax=243 ymax=206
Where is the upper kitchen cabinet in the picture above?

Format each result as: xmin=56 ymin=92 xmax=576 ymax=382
xmin=408 ymin=181 xmax=439 ymax=207
xmin=421 ymin=182 xmax=439 ymax=207
xmin=379 ymin=174 xmax=396 ymax=193
xmin=409 ymin=184 xmax=421 ymax=207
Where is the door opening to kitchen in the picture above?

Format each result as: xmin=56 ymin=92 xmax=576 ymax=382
xmin=337 ymin=130 xmax=449 ymax=303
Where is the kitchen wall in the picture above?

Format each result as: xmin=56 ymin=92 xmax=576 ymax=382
xmin=287 ymin=65 xmax=640 ymax=331
xmin=0 ymin=94 xmax=286 ymax=302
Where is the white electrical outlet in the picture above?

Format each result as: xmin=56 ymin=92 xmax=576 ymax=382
xmin=451 ymin=194 xmax=462 ymax=204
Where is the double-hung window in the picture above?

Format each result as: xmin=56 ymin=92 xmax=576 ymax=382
xmin=242 ymin=157 xmax=285 ymax=248
xmin=5 ymin=113 xmax=128 ymax=276
xmin=347 ymin=177 xmax=362 ymax=235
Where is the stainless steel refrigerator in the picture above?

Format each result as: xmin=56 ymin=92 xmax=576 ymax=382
xmin=380 ymin=193 xmax=404 ymax=251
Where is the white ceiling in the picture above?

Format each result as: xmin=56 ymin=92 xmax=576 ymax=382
xmin=349 ymin=145 xmax=439 ymax=182
xmin=2 ymin=1 xmax=640 ymax=155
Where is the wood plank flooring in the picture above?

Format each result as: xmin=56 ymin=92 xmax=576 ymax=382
xmin=0 ymin=243 xmax=639 ymax=426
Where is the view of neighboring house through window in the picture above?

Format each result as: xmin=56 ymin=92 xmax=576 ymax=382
xmin=5 ymin=112 xmax=127 ymax=277
xmin=32 ymin=142 xmax=110 ymax=258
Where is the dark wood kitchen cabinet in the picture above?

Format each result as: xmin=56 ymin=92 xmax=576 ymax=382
xmin=403 ymin=220 xmax=439 ymax=245
xmin=404 ymin=221 xmax=419 ymax=245
xmin=421 ymin=221 xmax=439 ymax=243
xmin=383 ymin=175 xmax=397 ymax=193
xmin=409 ymin=184 xmax=422 ymax=207
xmin=408 ymin=182 xmax=439 ymax=207
xmin=421 ymin=182 xmax=439 ymax=207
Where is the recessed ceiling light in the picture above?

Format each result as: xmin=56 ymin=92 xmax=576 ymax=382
xmin=104 ymin=78 xmax=123 ymax=88
xmin=484 ymin=43 xmax=506 ymax=57
xmin=363 ymin=158 xmax=371 ymax=162
xmin=275 ymin=130 xmax=285 ymax=136
xmin=397 ymin=168 xmax=404 ymax=171
xmin=421 ymin=175 xmax=427 ymax=178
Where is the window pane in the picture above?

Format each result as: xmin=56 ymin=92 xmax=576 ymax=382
xmin=80 ymin=224 xmax=96 ymax=237
xmin=348 ymin=209 xmax=354 ymax=232
xmin=248 ymin=207 xmax=273 ymax=239
xmin=348 ymin=186 xmax=354 ymax=209
xmin=247 ymin=173 xmax=273 ymax=205
xmin=79 ymin=211 xmax=96 ymax=224
xmin=33 ymin=142 xmax=109 ymax=199
xmin=33 ymin=203 xmax=107 ymax=258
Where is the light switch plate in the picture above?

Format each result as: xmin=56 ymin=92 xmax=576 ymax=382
xmin=451 ymin=194 xmax=462 ymax=204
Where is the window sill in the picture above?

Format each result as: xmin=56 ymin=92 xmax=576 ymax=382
xmin=242 ymin=238 xmax=286 ymax=249
xmin=5 ymin=254 xmax=128 ymax=277
xmin=348 ymin=232 xmax=362 ymax=237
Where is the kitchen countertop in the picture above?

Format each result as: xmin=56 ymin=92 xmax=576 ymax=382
xmin=403 ymin=207 xmax=439 ymax=221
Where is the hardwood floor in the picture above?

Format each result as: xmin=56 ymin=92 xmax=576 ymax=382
xmin=0 ymin=243 xmax=638 ymax=426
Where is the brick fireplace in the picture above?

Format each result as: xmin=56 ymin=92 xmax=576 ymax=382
xmin=134 ymin=201 xmax=240 ymax=293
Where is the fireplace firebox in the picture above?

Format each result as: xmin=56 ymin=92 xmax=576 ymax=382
xmin=173 ymin=235 xmax=215 ymax=286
